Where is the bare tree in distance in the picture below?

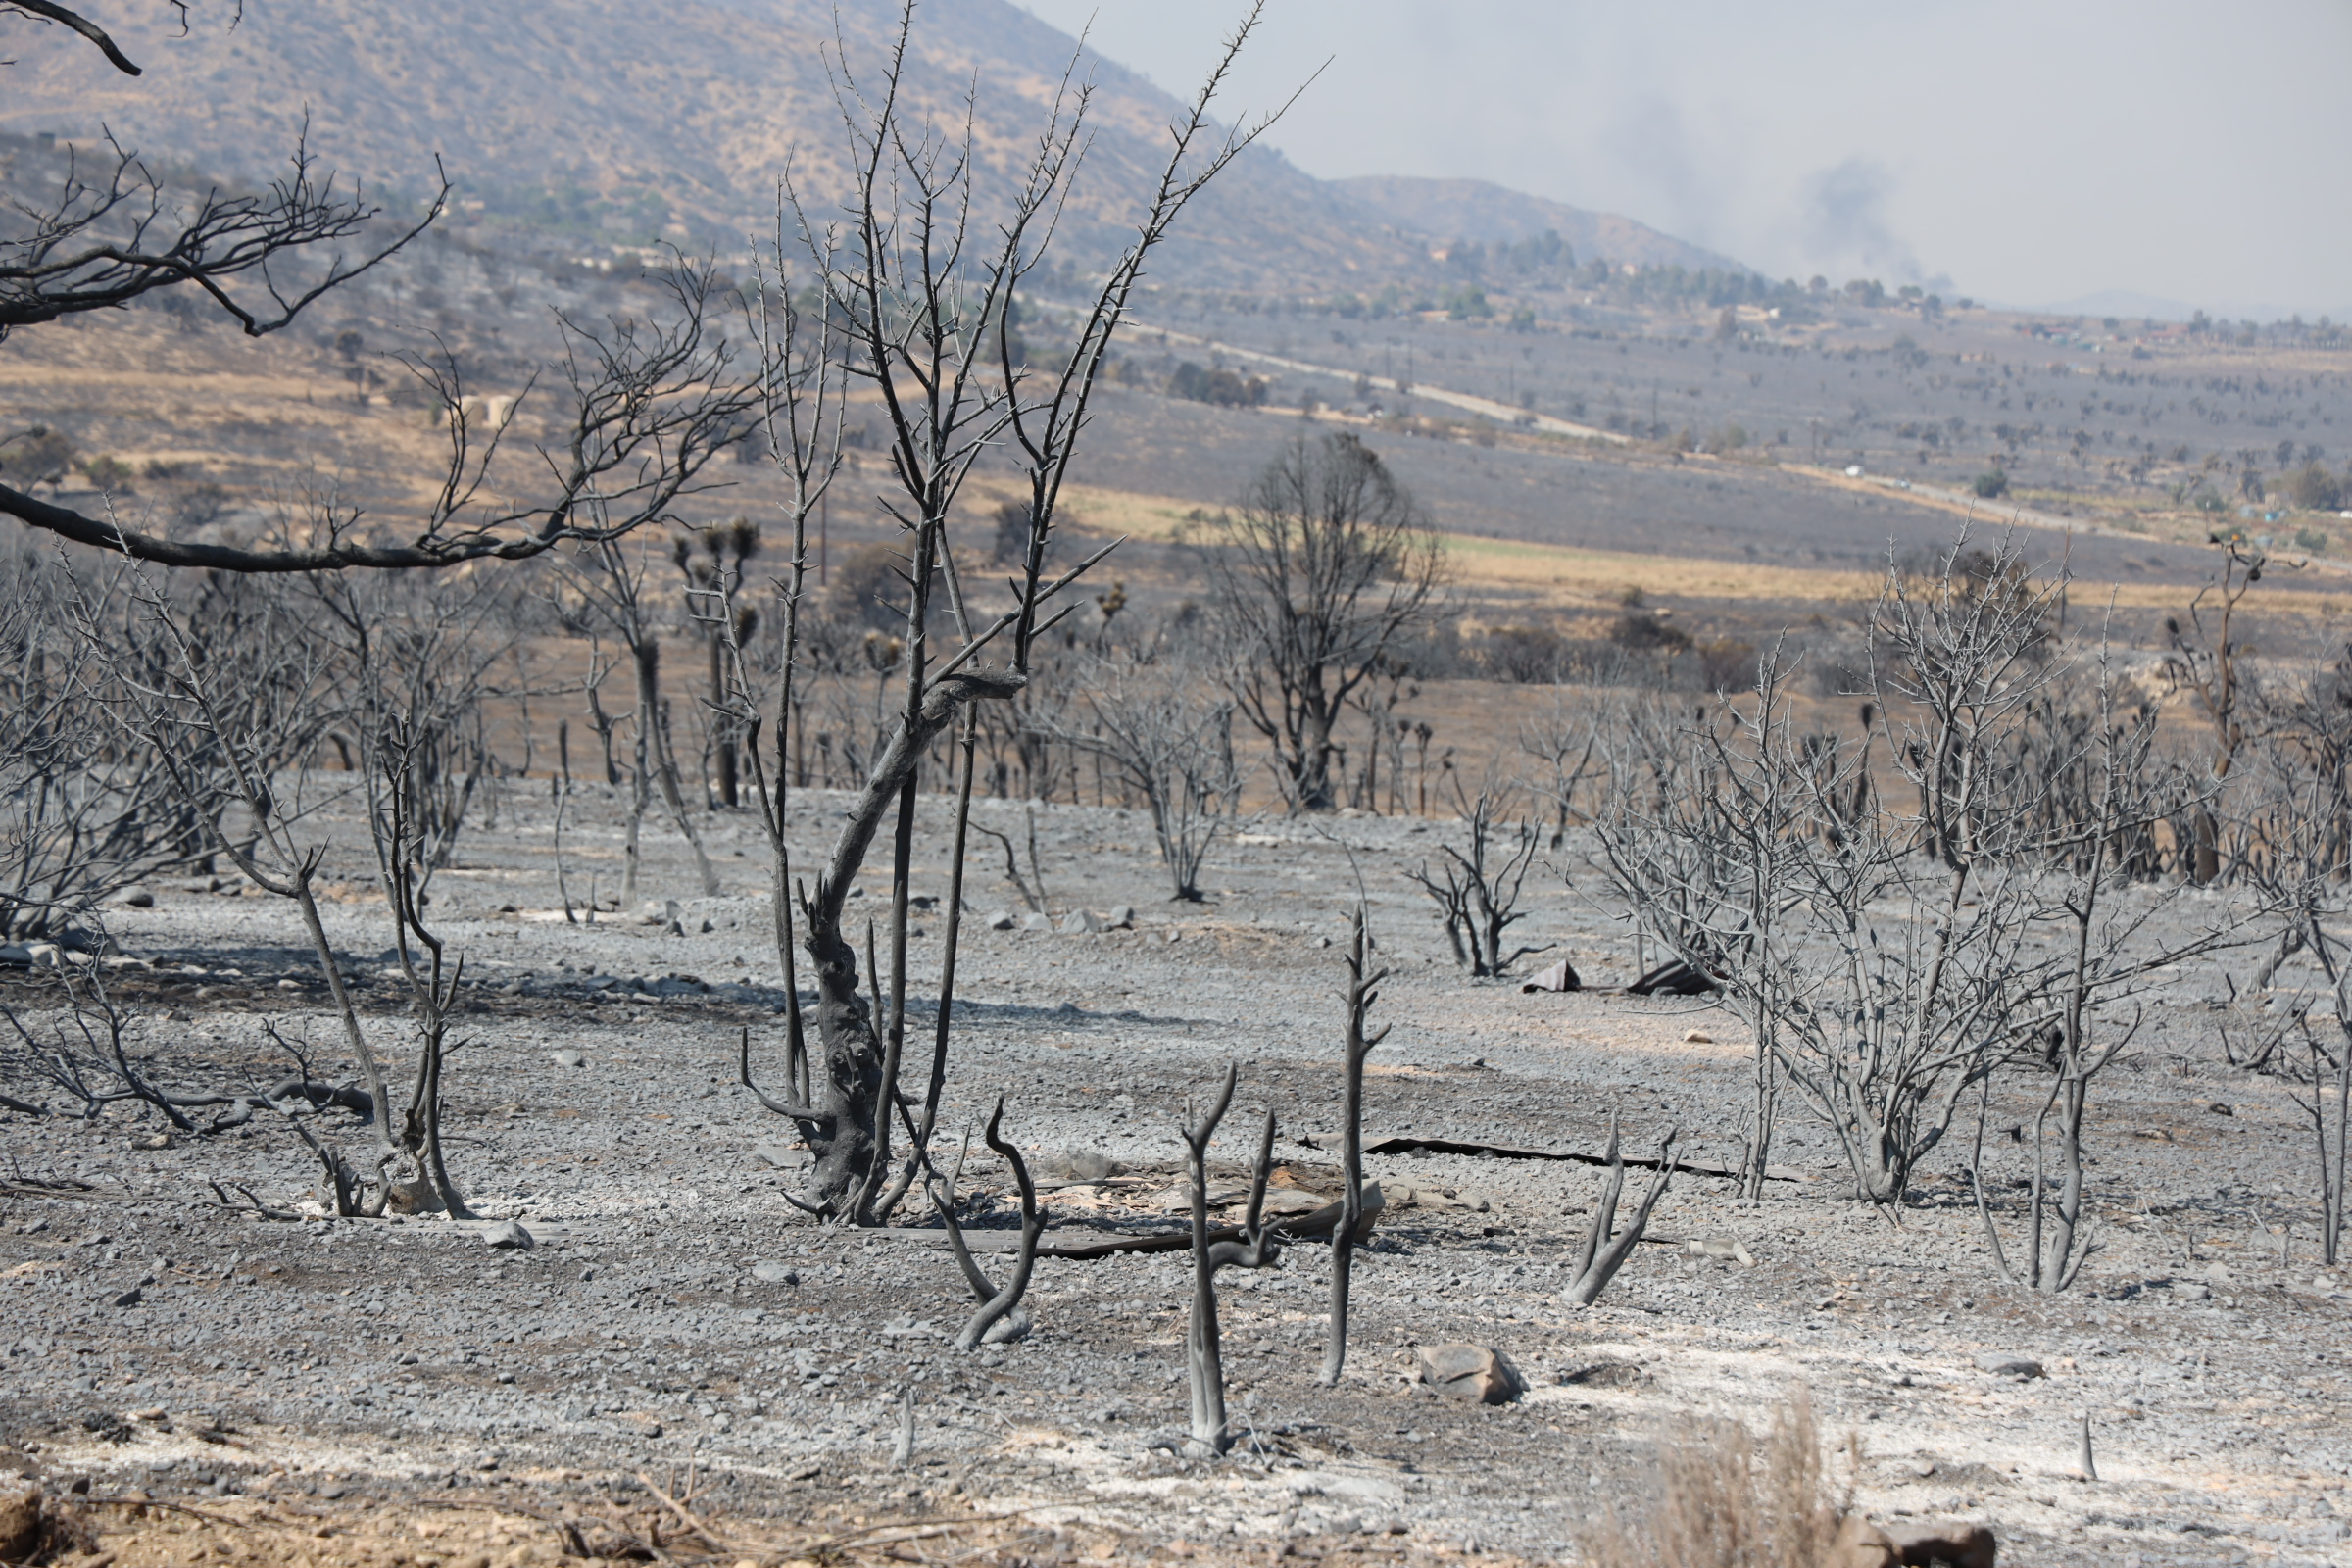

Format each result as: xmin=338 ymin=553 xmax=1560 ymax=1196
xmin=1405 ymin=771 xmax=1547 ymax=978
xmin=1205 ymin=431 xmax=1445 ymax=812
xmin=1054 ymin=629 xmax=1245 ymax=901
xmin=2165 ymin=535 xmax=2268 ymax=884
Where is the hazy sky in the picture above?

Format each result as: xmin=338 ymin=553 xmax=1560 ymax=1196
xmin=1015 ymin=0 xmax=2352 ymax=318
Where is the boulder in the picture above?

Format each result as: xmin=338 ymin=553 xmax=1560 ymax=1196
xmin=1415 ymin=1344 xmax=1524 ymax=1404
xmin=481 ymin=1219 xmax=535 ymax=1250
xmin=0 ymin=1483 xmax=41 ymax=1561
xmin=1888 ymin=1520 xmax=1997 ymax=1568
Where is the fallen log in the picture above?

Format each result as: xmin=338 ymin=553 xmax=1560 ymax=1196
xmin=1362 ymin=1132 xmax=1808 ymax=1183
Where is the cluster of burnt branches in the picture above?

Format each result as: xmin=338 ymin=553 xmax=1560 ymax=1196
xmin=1593 ymin=534 xmax=2251 ymax=1292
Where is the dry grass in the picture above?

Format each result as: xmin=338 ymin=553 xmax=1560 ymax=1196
xmin=1579 ymin=1392 xmax=1855 ymax=1568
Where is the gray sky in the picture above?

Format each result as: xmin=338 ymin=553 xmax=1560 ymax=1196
xmin=1015 ymin=0 xmax=2352 ymax=319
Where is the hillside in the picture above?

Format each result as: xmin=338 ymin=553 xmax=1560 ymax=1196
xmin=1333 ymin=174 xmax=1745 ymax=272
xmin=0 ymin=0 xmax=1740 ymax=291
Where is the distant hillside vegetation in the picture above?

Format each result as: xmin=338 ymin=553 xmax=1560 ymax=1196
xmin=1333 ymin=175 xmax=1743 ymax=273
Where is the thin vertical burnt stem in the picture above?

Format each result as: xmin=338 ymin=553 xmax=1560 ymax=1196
xmin=1324 ymin=903 xmax=1388 ymax=1387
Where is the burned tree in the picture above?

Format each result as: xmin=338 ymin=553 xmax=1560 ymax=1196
xmin=1405 ymin=773 xmax=1546 ymax=977
xmin=734 ymin=2 xmax=1292 ymax=1221
xmin=1177 ymin=1064 xmax=1282 ymax=1457
xmin=1206 ymin=433 xmax=1445 ymax=812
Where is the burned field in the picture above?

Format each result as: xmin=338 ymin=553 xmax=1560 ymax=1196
xmin=4 ymin=791 xmax=2350 ymax=1568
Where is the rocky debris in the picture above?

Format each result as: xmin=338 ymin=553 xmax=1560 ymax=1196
xmin=751 ymin=1260 xmax=799 ymax=1286
xmin=1054 ymin=1151 xmax=1125 ymax=1181
xmin=1416 ymin=1344 xmax=1524 ymax=1404
xmin=481 ymin=1219 xmax=534 ymax=1250
xmin=984 ymin=910 xmax=1018 ymax=931
xmin=1021 ymin=913 xmax=1053 ymax=933
xmin=1519 ymin=958 xmax=1582 ymax=993
xmin=1973 ymin=1352 xmax=2042 ymax=1380
xmin=1059 ymin=908 xmax=1104 ymax=934
xmin=1887 ymin=1519 xmax=1997 ymax=1568
xmin=1682 ymin=1234 xmax=1754 ymax=1265
xmin=551 ymin=1049 xmax=586 ymax=1068
xmin=386 ymin=1179 xmax=446 ymax=1215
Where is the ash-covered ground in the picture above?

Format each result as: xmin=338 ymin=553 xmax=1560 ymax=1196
xmin=4 ymin=787 xmax=2348 ymax=1566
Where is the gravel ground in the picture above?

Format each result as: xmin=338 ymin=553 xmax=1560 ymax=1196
xmin=4 ymin=787 xmax=2349 ymax=1566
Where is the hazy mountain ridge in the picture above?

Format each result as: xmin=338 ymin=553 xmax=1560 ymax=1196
xmin=1 ymin=0 xmax=1740 ymax=291
xmin=1332 ymin=175 xmax=1745 ymax=274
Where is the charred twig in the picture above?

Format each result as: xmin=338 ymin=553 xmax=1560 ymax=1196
xmin=1323 ymin=904 xmax=1388 ymax=1386
xmin=1178 ymin=1065 xmax=1281 ymax=1456
xmin=1561 ymin=1112 xmax=1679 ymax=1306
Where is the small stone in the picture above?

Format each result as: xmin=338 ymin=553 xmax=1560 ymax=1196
xmin=984 ymin=910 xmax=1017 ymax=931
xmin=751 ymin=1260 xmax=799 ymax=1286
xmin=2208 ymin=1102 xmax=2234 ymax=1116
xmin=114 ymin=886 xmax=157 ymax=908
xmin=1059 ymin=908 xmax=1104 ymax=934
xmin=1972 ymin=1352 xmax=2042 ymax=1379
xmin=1104 ymin=906 xmax=1136 ymax=928
xmin=551 ymin=1049 xmax=586 ymax=1068
xmin=0 ymin=1482 xmax=41 ymax=1560
xmin=109 ymin=1287 xmax=142 ymax=1307
xmin=1683 ymin=1234 xmax=1754 ymax=1265
xmin=481 ymin=1219 xmax=535 ymax=1251
xmin=1415 ymin=1344 xmax=1524 ymax=1404
xmin=1021 ymin=912 xmax=1054 ymax=933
